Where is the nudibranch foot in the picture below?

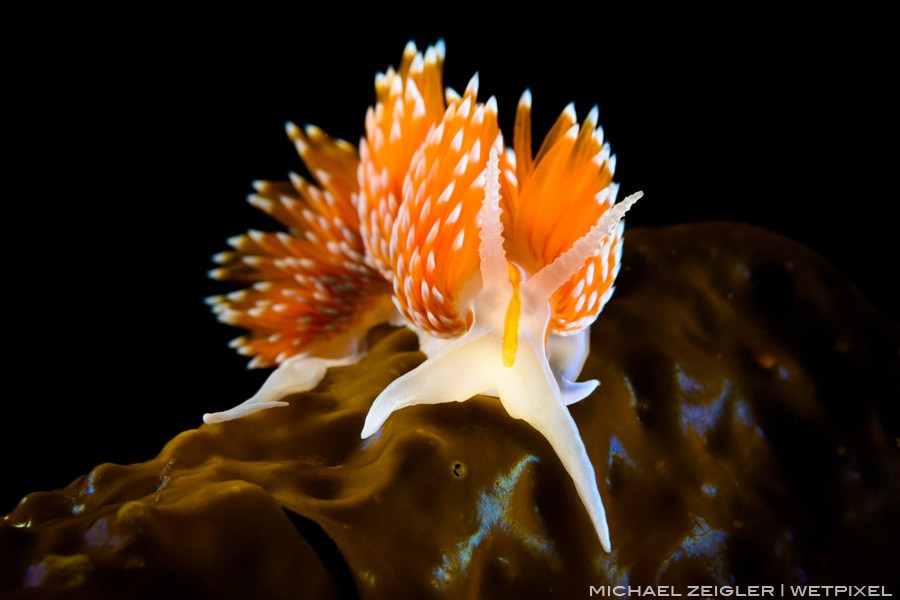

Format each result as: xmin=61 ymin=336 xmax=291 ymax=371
xmin=203 ymin=354 xmax=358 ymax=424
xmin=361 ymin=146 xmax=640 ymax=552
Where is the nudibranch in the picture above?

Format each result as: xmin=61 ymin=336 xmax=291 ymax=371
xmin=203 ymin=40 xmax=641 ymax=553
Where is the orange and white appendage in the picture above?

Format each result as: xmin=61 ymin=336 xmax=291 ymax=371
xmin=203 ymin=41 xmax=642 ymax=552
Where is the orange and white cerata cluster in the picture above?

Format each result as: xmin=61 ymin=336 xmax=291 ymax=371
xmin=203 ymin=40 xmax=642 ymax=553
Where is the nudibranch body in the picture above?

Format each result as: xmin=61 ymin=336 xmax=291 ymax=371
xmin=204 ymin=41 xmax=641 ymax=553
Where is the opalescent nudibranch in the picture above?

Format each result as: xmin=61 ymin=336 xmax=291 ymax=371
xmin=203 ymin=41 xmax=641 ymax=553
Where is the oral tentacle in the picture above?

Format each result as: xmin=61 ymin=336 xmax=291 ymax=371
xmin=496 ymin=330 xmax=612 ymax=553
xmin=360 ymin=327 xmax=498 ymax=438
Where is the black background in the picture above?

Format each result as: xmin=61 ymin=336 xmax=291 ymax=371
xmin=3 ymin=15 xmax=895 ymax=513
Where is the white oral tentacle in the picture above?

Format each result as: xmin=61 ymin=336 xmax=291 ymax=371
xmin=360 ymin=325 xmax=497 ymax=437
xmin=498 ymin=309 xmax=611 ymax=553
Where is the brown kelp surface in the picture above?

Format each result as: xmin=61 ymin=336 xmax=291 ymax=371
xmin=3 ymin=223 xmax=898 ymax=598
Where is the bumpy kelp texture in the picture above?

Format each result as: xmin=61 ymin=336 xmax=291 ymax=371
xmin=2 ymin=223 xmax=898 ymax=598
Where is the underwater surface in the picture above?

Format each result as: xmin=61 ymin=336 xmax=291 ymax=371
xmin=3 ymin=224 xmax=897 ymax=598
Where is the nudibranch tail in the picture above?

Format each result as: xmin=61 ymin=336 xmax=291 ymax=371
xmin=203 ymin=354 xmax=357 ymax=424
